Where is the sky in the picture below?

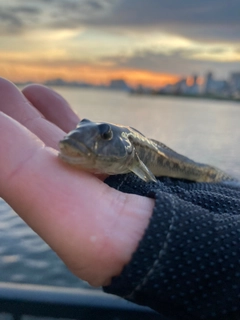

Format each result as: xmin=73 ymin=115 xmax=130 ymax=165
xmin=0 ymin=0 xmax=240 ymax=87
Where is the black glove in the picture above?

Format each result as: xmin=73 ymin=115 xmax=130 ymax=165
xmin=104 ymin=173 xmax=240 ymax=320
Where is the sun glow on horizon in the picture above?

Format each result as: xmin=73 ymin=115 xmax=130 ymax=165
xmin=0 ymin=61 xmax=180 ymax=88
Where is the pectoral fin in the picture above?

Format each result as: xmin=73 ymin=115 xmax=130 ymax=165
xmin=130 ymin=154 xmax=157 ymax=183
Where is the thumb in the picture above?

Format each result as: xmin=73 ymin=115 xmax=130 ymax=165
xmin=0 ymin=113 xmax=154 ymax=286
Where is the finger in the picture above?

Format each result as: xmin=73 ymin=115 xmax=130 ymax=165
xmin=0 ymin=77 xmax=43 ymax=124
xmin=0 ymin=78 xmax=105 ymax=179
xmin=22 ymin=84 xmax=80 ymax=133
xmin=0 ymin=78 xmax=64 ymax=149
xmin=0 ymin=113 xmax=154 ymax=286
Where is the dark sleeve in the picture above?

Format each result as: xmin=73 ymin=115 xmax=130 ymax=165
xmin=103 ymin=174 xmax=240 ymax=320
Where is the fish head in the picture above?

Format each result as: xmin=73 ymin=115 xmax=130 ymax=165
xmin=58 ymin=119 xmax=135 ymax=174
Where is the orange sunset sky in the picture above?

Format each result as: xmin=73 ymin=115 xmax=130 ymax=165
xmin=1 ymin=0 xmax=240 ymax=88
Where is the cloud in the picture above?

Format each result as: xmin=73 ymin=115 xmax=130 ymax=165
xmin=0 ymin=0 xmax=112 ymax=34
xmin=11 ymin=5 xmax=41 ymax=14
xmin=47 ymin=0 xmax=115 ymax=29
xmin=0 ymin=0 xmax=239 ymax=43
xmin=86 ymin=0 xmax=240 ymax=43
xmin=101 ymin=49 xmax=240 ymax=78
xmin=0 ymin=2 xmax=42 ymax=35
xmin=0 ymin=9 xmax=24 ymax=34
xmin=106 ymin=0 xmax=240 ymax=27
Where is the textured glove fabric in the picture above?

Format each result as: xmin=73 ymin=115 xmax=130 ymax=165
xmin=103 ymin=174 xmax=240 ymax=320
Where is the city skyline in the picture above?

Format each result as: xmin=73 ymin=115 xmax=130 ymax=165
xmin=0 ymin=0 xmax=240 ymax=87
xmin=15 ymin=70 xmax=237 ymax=102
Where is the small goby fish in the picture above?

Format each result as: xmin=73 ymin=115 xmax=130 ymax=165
xmin=58 ymin=119 xmax=236 ymax=183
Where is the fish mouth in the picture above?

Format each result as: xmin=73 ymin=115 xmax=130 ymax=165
xmin=58 ymin=138 xmax=93 ymax=165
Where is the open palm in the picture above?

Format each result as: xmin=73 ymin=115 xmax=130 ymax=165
xmin=0 ymin=78 xmax=154 ymax=287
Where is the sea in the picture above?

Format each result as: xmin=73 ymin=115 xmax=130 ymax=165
xmin=1 ymin=87 xmax=240 ymax=289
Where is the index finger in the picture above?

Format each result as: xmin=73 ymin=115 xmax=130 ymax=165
xmin=22 ymin=84 xmax=80 ymax=133
xmin=0 ymin=78 xmax=67 ymax=149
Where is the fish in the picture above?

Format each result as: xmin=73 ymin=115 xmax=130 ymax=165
xmin=58 ymin=118 xmax=236 ymax=183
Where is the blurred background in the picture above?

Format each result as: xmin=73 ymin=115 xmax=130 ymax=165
xmin=0 ymin=0 xmax=240 ymax=289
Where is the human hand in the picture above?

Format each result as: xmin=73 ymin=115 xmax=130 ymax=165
xmin=0 ymin=78 xmax=154 ymax=287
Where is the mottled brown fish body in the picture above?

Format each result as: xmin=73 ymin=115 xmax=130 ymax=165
xmin=59 ymin=119 xmax=236 ymax=183
xmin=130 ymin=130 xmax=235 ymax=183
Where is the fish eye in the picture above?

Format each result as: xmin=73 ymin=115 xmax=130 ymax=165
xmin=99 ymin=123 xmax=113 ymax=140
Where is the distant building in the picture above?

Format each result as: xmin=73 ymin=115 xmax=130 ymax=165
xmin=192 ymin=74 xmax=198 ymax=86
xmin=45 ymin=78 xmax=66 ymax=86
xmin=109 ymin=79 xmax=129 ymax=91
xmin=187 ymin=74 xmax=200 ymax=95
xmin=175 ymin=78 xmax=188 ymax=94
xmin=230 ymin=72 xmax=240 ymax=87
xmin=159 ymin=83 xmax=175 ymax=94
xmin=204 ymin=72 xmax=229 ymax=96
xmin=230 ymin=72 xmax=240 ymax=98
xmin=204 ymin=72 xmax=213 ymax=94
xmin=44 ymin=78 xmax=92 ymax=88
xmin=161 ymin=75 xmax=200 ymax=95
